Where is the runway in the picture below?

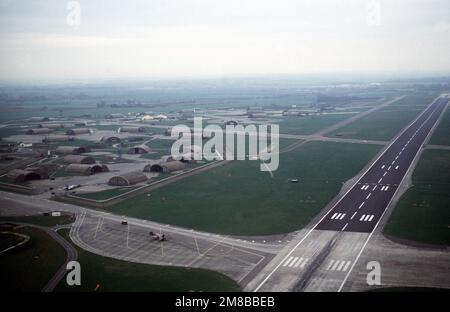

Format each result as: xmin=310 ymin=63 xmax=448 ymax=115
xmin=249 ymin=94 xmax=449 ymax=292
xmin=316 ymin=94 xmax=449 ymax=233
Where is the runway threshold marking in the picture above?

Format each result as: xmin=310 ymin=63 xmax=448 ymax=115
xmin=293 ymin=257 xmax=304 ymax=268
xmin=283 ymin=256 xmax=294 ymax=267
xmin=327 ymin=260 xmax=352 ymax=272
xmin=254 ymin=94 xmax=446 ymax=293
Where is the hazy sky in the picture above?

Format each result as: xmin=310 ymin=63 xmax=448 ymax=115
xmin=0 ymin=0 xmax=449 ymax=82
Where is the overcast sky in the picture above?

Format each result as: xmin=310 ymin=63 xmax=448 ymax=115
xmin=0 ymin=0 xmax=449 ymax=82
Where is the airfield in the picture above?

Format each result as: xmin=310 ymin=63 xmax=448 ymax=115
xmin=1 ymin=86 xmax=449 ymax=292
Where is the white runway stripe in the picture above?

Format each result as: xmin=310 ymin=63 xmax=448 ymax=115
xmin=300 ymin=258 xmax=309 ymax=268
xmin=368 ymin=215 xmax=374 ymax=222
xmin=331 ymin=213 xmax=338 ymax=219
xmin=283 ymin=256 xmax=294 ymax=267
xmin=288 ymin=257 xmax=298 ymax=267
xmin=327 ymin=260 xmax=335 ymax=270
xmin=337 ymin=261 xmax=346 ymax=271
xmin=331 ymin=260 xmax=340 ymax=271
xmin=339 ymin=213 xmax=346 ymax=220
xmin=327 ymin=260 xmax=352 ymax=272
xmin=293 ymin=257 xmax=303 ymax=268
xmin=343 ymin=261 xmax=352 ymax=272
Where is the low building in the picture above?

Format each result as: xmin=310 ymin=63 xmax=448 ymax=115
xmin=100 ymin=135 xmax=121 ymax=144
xmin=55 ymin=146 xmax=90 ymax=155
xmin=65 ymin=164 xmax=109 ymax=176
xmin=144 ymin=161 xmax=185 ymax=173
xmin=118 ymin=126 xmax=145 ymax=133
xmin=26 ymin=128 xmax=52 ymax=135
xmin=63 ymin=155 xmax=96 ymax=164
xmin=43 ymin=135 xmax=74 ymax=143
xmin=5 ymin=167 xmax=49 ymax=183
xmin=30 ymin=117 xmax=50 ymax=122
xmin=108 ymin=171 xmax=148 ymax=186
xmin=66 ymin=128 xmax=91 ymax=135
xmin=128 ymin=144 xmax=151 ymax=154
xmin=105 ymin=113 xmax=125 ymax=119
xmin=38 ymin=123 xmax=64 ymax=129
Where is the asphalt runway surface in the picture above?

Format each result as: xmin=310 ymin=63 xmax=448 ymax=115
xmin=315 ymin=95 xmax=449 ymax=233
xmin=250 ymin=94 xmax=449 ymax=292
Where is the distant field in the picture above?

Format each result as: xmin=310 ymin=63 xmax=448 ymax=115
xmin=56 ymin=229 xmax=240 ymax=292
xmin=329 ymin=93 xmax=438 ymax=141
xmin=428 ymin=107 xmax=450 ymax=146
xmin=0 ymin=227 xmax=66 ymax=291
xmin=384 ymin=149 xmax=450 ymax=246
xmin=76 ymin=187 xmax=138 ymax=200
xmin=278 ymin=113 xmax=353 ymax=135
xmin=109 ymin=141 xmax=380 ymax=235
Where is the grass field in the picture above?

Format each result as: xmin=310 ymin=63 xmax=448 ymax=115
xmin=76 ymin=187 xmax=138 ymax=200
xmin=0 ymin=227 xmax=66 ymax=291
xmin=329 ymin=93 xmax=438 ymax=141
xmin=428 ymin=107 xmax=450 ymax=146
xmin=56 ymin=229 xmax=240 ymax=292
xmin=384 ymin=149 xmax=450 ymax=246
xmin=0 ymin=214 xmax=75 ymax=227
xmin=278 ymin=113 xmax=353 ymax=135
xmin=109 ymin=141 xmax=380 ymax=235
xmin=0 ymin=232 xmax=25 ymax=251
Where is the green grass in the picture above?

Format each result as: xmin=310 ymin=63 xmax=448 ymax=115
xmin=329 ymin=93 xmax=438 ymax=141
xmin=0 ymin=214 xmax=75 ymax=227
xmin=55 ymin=229 xmax=240 ymax=292
xmin=0 ymin=232 xmax=25 ymax=251
xmin=0 ymin=227 xmax=66 ymax=291
xmin=384 ymin=149 xmax=450 ymax=246
xmin=428 ymin=107 xmax=450 ymax=146
xmin=76 ymin=187 xmax=138 ymax=200
xmin=109 ymin=141 xmax=381 ymax=235
xmin=278 ymin=113 xmax=352 ymax=135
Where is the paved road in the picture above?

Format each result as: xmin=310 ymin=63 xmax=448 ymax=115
xmin=248 ymin=94 xmax=449 ymax=292
xmin=1 ymin=222 xmax=79 ymax=292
